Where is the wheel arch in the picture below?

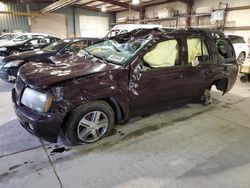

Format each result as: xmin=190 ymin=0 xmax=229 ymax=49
xmin=211 ymin=78 xmax=229 ymax=94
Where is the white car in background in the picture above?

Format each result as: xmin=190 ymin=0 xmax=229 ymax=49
xmin=0 ymin=33 xmax=18 ymax=43
xmin=0 ymin=33 xmax=49 ymax=46
xmin=227 ymin=34 xmax=249 ymax=64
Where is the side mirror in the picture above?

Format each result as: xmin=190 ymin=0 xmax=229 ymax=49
xmin=192 ymin=56 xmax=200 ymax=67
xmin=24 ymin=42 xmax=32 ymax=46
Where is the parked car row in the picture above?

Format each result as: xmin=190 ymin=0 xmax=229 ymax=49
xmin=6 ymin=28 xmax=238 ymax=145
xmin=0 ymin=37 xmax=99 ymax=82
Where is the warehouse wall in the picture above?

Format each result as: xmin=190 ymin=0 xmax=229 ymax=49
xmin=116 ymin=2 xmax=187 ymax=28
xmin=193 ymin=0 xmax=250 ymax=43
xmin=116 ymin=0 xmax=250 ymax=42
xmin=0 ymin=2 xmax=115 ymax=38
xmin=0 ymin=2 xmax=29 ymax=33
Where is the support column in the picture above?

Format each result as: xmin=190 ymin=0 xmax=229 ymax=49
xmin=185 ymin=0 xmax=193 ymax=28
xmin=139 ymin=7 xmax=145 ymax=24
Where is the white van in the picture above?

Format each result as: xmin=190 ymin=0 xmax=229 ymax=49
xmin=106 ymin=24 xmax=163 ymax=37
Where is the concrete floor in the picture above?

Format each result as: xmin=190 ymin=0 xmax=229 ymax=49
xmin=0 ymin=78 xmax=250 ymax=188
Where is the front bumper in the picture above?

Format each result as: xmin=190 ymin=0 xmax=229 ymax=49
xmin=12 ymin=88 xmax=63 ymax=143
xmin=0 ymin=67 xmax=18 ymax=82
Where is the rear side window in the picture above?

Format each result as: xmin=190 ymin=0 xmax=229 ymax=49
xmin=228 ymin=35 xmax=245 ymax=44
xmin=215 ymin=38 xmax=234 ymax=60
xmin=187 ymin=38 xmax=210 ymax=64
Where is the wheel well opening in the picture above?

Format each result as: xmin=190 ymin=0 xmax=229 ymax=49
xmin=212 ymin=79 xmax=228 ymax=93
xmin=102 ymin=98 xmax=124 ymax=123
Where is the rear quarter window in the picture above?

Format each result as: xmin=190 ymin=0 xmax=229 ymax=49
xmin=215 ymin=38 xmax=235 ymax=61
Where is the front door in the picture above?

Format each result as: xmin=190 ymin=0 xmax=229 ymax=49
xmin=129 ymin=37 xmax=187 ymax=116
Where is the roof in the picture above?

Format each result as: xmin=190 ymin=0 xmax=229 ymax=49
xmin=113 ymin=28 xmax=226 ymax=40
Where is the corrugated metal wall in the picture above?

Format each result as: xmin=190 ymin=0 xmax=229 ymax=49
xmin=0 ymin=2 xmax=115 ymax=37
xmin=0 ymin=3 xmax=29 ymax=33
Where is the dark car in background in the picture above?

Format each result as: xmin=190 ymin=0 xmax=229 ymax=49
xmin=0 ymin=36 xmax=60 ymax=57
xmin=12 ymin=28 xmax=238 ymax=144
xmin=0 ymin=38 xmax=99 ymax=82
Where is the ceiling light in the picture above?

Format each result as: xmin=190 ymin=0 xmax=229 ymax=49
xmin=101 ymin=7 xmax=107 ymax=12
xmin=132 ymin=0 xmax=140 ymax=5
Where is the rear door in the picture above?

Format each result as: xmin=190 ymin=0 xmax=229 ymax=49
xmin=183 ymin=36 xmax=222 ymax=98
xmin=183 ymin=36 xmax=236 ymax=98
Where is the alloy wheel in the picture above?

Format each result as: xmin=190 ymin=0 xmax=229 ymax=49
xmin=77 ymin=111 xmax=109 ymax=143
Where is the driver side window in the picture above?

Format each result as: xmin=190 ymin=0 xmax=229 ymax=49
xmin=65 ymin=41 xmax=88 ymax=52
xmin=143 ymin=39 xmax=179 ymax=69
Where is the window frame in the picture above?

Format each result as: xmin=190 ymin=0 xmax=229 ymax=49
xmin=215 ymin=38 xmax=235 ymax=63
xmin=186 ymin=36 xmax=213 ymax=65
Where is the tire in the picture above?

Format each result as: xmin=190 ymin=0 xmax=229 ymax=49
xmin=10 ymin=50 xmax=20 ymax=56
xmin=237 ymin=52 xmax=246 ymax=65
xmin=201 ymin=88 xmax=212 ymax=106
xmin=63 ymin=101 xmax=115 ymax=145
xmin=240 ymin=75 xmax=248 ymax=83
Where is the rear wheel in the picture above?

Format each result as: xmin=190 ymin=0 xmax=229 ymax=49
xmin=201 ymin=88 xmax=212 ymax=106
xmin=63 ymin=101 xmax=115 ymax=145
xmin=237 ymin=52 xmax=246 ymax=65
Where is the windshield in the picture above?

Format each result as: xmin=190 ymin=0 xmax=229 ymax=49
xmin=85 ymin=37 xmax=150 ymax=65
xmin=14 ymin=35 xmax=29 ymax=42
xmin=43 ymin=40 xmax=67 ymax=51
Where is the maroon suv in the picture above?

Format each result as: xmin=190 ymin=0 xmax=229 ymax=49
xmin=12 ymin=28 xmax=238 ymax=145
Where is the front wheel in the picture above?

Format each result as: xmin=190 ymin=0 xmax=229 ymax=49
xmin=63 ymin=101 xmax=115 ymax=145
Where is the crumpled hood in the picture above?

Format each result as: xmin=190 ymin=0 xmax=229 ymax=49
xmin=19 ymin=55 xmax=123 ymax=88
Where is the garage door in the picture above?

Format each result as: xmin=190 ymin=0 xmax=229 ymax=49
xmin=79 ymin=15 xmax=109 ymax=38
xmin=31 ymin=13 xmax=67 ymax=39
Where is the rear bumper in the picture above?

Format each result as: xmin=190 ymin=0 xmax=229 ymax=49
xmin=12 ymin=89 xmax=63 ymax=143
